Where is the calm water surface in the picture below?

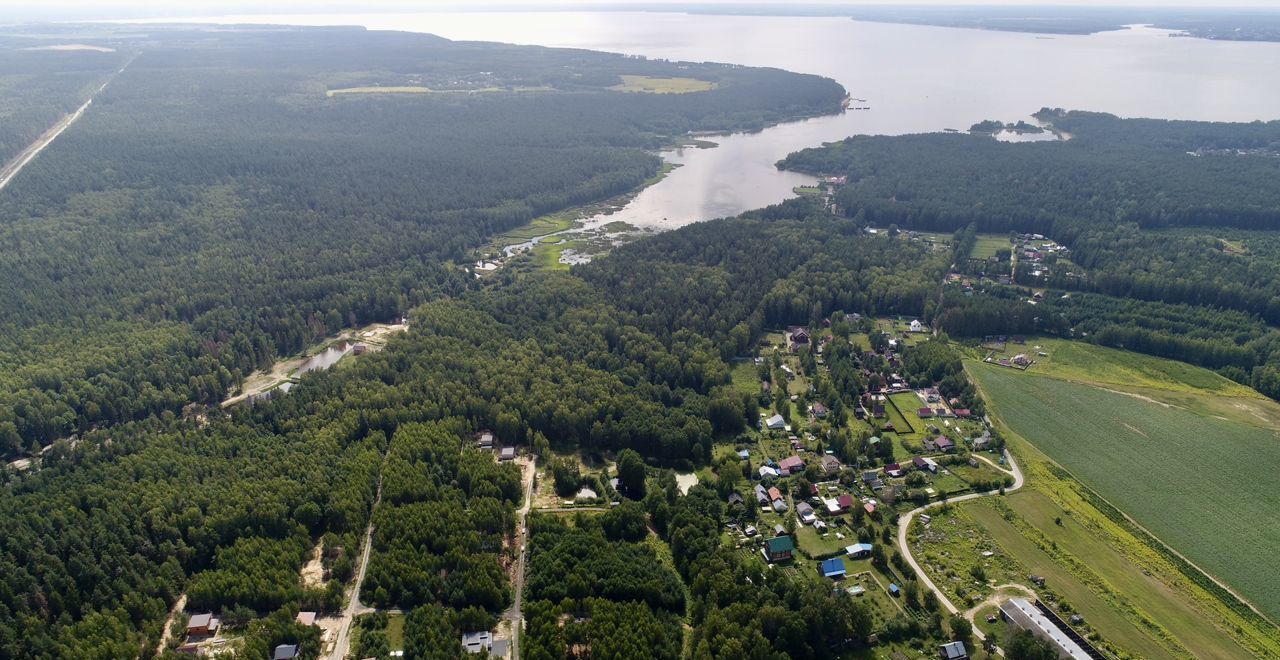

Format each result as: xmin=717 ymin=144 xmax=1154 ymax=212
xmin=136 ymin=12 xmax=1280 ymax=229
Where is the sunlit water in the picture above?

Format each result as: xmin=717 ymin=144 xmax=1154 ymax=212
xmin=128 ymin=12 xmax=1280 ymax=229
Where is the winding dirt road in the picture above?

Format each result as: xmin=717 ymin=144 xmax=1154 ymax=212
xmin=895 ymin=450 xmax=1024 ymax=646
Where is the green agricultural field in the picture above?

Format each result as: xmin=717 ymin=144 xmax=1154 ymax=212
xmin=969 ymin=361 xmax=1280 ymax=622
xmin=610 ymin=75 xmax=717 ymax=93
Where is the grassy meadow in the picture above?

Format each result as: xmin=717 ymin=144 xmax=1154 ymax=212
xmin=610 ymin=75 xmax=717 ymax=94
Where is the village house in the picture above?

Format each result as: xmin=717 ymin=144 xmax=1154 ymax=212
xmin=820 ymin=557 xmax=847 ymax=580
xmin=884 ymin=462 xmax=904 ymax=478
xmin=796 ymin=502 xmax=816 ymax=525
xmin=754 ymin=484 xmax=769 ymax=506
xmin=913 ymin=456 xmax=939 ymax=473
xmin=939 ymin=641 xmax=969 ymax=660
xmin=809 ymin=402 xmax=829 ymax=419
xmin=461 ymin=631 xmax=494 ymax=655
xmin=845 ymin=542 xmax=873 ymax=559
xmin=762 ymin=414 xmax=786 ymax=431
xmin=909 ymin=319 xmax=925 ymax=333
xmin=787 ymin=326 xmax=811 ymax=348
xmin=294 ymin=612 xmax=316 ymax=627
xmin=728 ymin=492 xmax=744 ymax=506
xmin=764 ymin=535 xmax=795 ymax=563
xmin=778 ymin=455 xmax=805 ymax=476
xmin=737 ymin=449 xmax=751 ymax=460
xmin=477 ymin=431 xmax=495 ymax=450
xmin=934 ymin=436 xmax=955 ymax=452
xmin=861 ymin=470 xmax=884 ymax=490
xmin=186 ymin=613 xmax=220 ymax=638
xmin=758 ymin=465 xmax=780 ymax=480
xmin=499 ymin=446 xmax=517 ymax=461
xmin=273 ymin=644 xmax=300 ymax=660
xmin=774 ymin=524 xmax=787 ymax=537
xmin=820 ymin=454 xmax=842 ymax=475
xmin=918 ymin=407 xmax=935 ymax=419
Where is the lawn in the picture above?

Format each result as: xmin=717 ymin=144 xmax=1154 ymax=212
xmin=968 ymin=361 xmax=1280 ymax=623
xmin=795 ymin=524 xmax=855 ymax=558
xmin=885 ymin=393 xmax=925 ymax=438
xmin=969 ymin=234 xmax=1011 ymax=260
xmin=610 ymin=75 xmax=717 ymax=93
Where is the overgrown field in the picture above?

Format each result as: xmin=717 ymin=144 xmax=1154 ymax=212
xmin=610 ymin=75 xmax=717 ymax=93
xmin=969 ymin=361 xmax=1280 ymax=622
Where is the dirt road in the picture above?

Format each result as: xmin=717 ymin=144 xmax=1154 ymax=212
xmin=0 ymin=56 xmax=134 ymax=192
xmin=501 ymin=457 xmax=537 ymax=660
xmin=328 ymin=471 xmax=384 ymax=660
xmin=896 ymin=449 xmax=1024 ymax=647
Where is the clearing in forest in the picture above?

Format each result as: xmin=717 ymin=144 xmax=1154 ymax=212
xmin=610 ymin=75 xmax=717 ymax=93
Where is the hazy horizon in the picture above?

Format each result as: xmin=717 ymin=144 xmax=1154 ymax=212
xmin=5 ymin=1 xmax=1280 ymax=24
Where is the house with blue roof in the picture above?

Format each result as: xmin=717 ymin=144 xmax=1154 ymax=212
xmin=819 ymin=557 xmax=846 ymax=580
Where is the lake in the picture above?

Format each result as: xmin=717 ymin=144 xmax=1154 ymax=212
xmin=132 ymin=11 xmax=1280 ymax=229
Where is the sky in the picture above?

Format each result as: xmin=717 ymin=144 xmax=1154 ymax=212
xmin=4 ymin=0 xmax=1280 ymax=22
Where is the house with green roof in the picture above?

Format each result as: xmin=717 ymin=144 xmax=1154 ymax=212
xmin=764 ymin=535 xmax=794 ymax=563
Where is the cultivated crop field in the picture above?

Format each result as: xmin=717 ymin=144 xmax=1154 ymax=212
xmin=970 ymin=362 xmax=1280 ymax=622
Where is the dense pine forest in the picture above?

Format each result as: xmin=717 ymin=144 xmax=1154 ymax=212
xmin=9 ymin=19 xmax=1280 ymax=660
xmin=780 ymin=110 xmax=1280 ymax=397
xmin=0 ymin=24 xmax=844 ymax=457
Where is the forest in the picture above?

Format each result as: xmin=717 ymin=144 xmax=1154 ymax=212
xmin=0 ymin=167 xmax=986 ymax=656
xmin=779 ymin=111 xmax=1280 ymax=397
xmin=0 ymin=23 xmax=845 ymax=458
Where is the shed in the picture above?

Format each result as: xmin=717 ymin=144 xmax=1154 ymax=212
xmin=499 ymin=446 xmax=517 ymax=461
xmin=295 ymin=611 xmax=316 ymax=627
xmin=888 ymin=583 xmax=901 ymax=597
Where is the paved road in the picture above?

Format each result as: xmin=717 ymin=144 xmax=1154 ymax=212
xmin=895 ymin=449 xmax=1024 ymax=647
xmin=501 ymin=457 xmax=537 ymax=660
xmin=329 ymin=473 xmax=384 ymax=660
xmin=0 ymin=56 xmax=134 ymax=192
